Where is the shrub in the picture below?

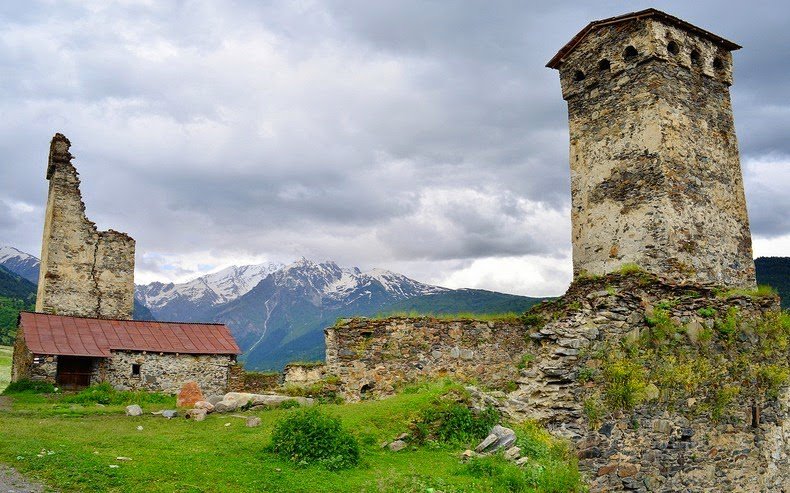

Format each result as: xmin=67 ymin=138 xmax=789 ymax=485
xmin=2 ymin=379 xmax=56 ymax=395
xmin=644 ymin=308 xmax=677 ymax=346
xmin=269 ymin=408 xmax=359 ymax=470
xmin=697 ymin=307 xmax=716 ymax=318
xmin=410 ymin=395 xmax=499 ymax=445
xmin=602 ymin=359 xmax=646 ymax=410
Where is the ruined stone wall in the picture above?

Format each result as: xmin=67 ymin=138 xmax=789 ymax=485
xmin=489 ymin=272 xmax=787 ymax=492
xmin=10 ymin=332 xmax=34 ymax=382
xmin=556 ymin=18 xmax=754 ymax=287
xmin=325 ymin=317 xmax=530 ymax=401
xmin=283 ymin=363 xmax=326 ymax=386
xmin=36 ymin=133 xmax=135 ymax=320
xmin=106 ymin=351 xmax=233 ymax=395
xmin=227 ymin=364 xmax=281 ymax=393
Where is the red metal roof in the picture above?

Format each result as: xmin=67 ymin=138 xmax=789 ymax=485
xmin=19 ymin=312 xmax=241 ymax=357
xmin=547 ymin=8 xmax=741 ymax=69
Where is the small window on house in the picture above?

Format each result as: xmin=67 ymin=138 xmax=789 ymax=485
xmin=573 ymin=70 xmax=586 ymax=81
xmin=623 ymin=45 xmax=638 ymax=61
xmin=690 ymin=50 xmax=701 ymax=66
xmin=598 ymin=59 xmax=611 ymax=71
xmin=667 ymin=41 xmax=679 ymax=55
xmin=132 ymin=364 xmax=141 ymax=376
xmin=713 ymin=57 xmax=724 ymax=70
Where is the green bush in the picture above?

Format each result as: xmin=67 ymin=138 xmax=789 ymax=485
xmin=410 ymin=396 xmax=499 ymax=445
xmin=2 ymin=379 xmax=56 ymax=395
xmin=269 ymin=408 xmax=359 ymax=470
xmin=61 ymin=383 xmax=171 ymax=406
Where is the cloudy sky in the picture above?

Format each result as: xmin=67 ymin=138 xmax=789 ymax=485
xmin=1 ymin=0 xmax=788 ymax=296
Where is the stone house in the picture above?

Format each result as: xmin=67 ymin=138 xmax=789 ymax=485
xmin=12 ymin=311 xmax=240 ymax=395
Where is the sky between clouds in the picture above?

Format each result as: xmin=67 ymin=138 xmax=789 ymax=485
xmin=1 ymin=0 xmax=788 ymax=296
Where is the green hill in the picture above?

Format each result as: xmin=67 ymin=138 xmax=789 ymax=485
xmin=0 ymin=266 xmax=37 ymax=345
xmin=755 ymin=257 xmax=789 ymax=309
xmin=376 ymin=288 xmax=548 ymax=316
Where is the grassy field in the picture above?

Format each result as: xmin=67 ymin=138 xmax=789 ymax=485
xmin=0 ymin=377 xmax=583 ymax=493
xmin=0 ymin=345 xmax=11 ymax=393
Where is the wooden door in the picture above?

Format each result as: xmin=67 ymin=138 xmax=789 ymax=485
xmin=56 ymin=356 xmax=93 ymax=389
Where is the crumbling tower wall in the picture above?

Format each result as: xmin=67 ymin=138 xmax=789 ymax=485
xmin=35 ymin=133 xmax=135 ymax=319
xmin=548 ymin=10 xmax=755 ymax=287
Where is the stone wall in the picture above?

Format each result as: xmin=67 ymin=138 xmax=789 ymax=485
xmin=227 ymin=364 xmax=281 ymax=393
xmin=107 ymin=351 xmax=233 ymax=395
xmin=554 ymin=17 xmax=754 ymax=287
xmin=36 ymin=133 xmax=135 ymax=320
xmin=490 ymin=272 xmax=787 ymax=492
xmin=283 ymin=363 xmax=326 ymax=386
xmin=325 ymin=317 xmax=529 ymax=401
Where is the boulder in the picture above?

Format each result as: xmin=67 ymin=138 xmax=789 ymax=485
xmin=176 ymin=381 xmax=204 ymax=408
xmin=474 ymin=425 xmax=517 ymax=454
xmin=194 ymin=401 xmax=215 ymax=413
xmin=246 ymin=417 xmax=261 ymax=428
xmin=388 ymin=440 xmax=407 ymax=452
xmin=214 ymin=400 xmax=238 ymax=413
xmin=206 ymin=395 xmax=225 ymax=406
xmin=504 ymin=446 xmax=521 ymax=460
xmin=185 ymin=409 xmax=207 ymax=422
xmin=223 ymin=392 xmax=256 ymax=408
xmin=125 ymin=405 xmax=143 ymax=416
xmin=162 ymin=410 xmax=178 ymax=419
xmin=249 ymin=394 xmax=314 ymax=408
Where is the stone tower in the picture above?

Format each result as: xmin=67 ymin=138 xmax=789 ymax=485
xmin=36 ymin=133 xmax=136 ymax=319
xmin=547 ymin=9 xmax=755 ymax=287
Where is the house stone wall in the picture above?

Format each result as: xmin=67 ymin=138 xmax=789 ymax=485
xmin=35 ymin=133 xmax=135 ymax=320
xmin=283 ymin=363 xmax=325 ymax=386
xmin=325 ymin=317 xmax=530 ymax=401
xmin=554 ymin=18 xmax=755 ymax=287
xmin=107 ymin=351 xmax=233 ymax=395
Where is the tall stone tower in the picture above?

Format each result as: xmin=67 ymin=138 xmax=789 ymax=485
xmin=547 ymin=9 xmax=755 ymax=287
xmin=36 ymin=133 xmax=136 ymax=319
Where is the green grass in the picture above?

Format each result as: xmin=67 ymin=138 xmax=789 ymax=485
xmin=0 ymin=345 xmax=11 ymax=393
xmin=0 ymin=381 xmax=583 ymax=492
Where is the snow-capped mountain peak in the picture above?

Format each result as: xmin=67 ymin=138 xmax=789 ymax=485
xmin=0 ymin=245 xmax=41 ymax=283
xmin=135 ymin=261 xmax=284 ymax=312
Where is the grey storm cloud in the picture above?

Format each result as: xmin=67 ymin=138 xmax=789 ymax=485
xmin=0 ymin=0 xmax=788 ymax=293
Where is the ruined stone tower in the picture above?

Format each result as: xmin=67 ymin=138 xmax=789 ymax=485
xmin=547 ymin=9 xmax=755 ymax=287
xmin=36 ymin=133 xmax=136 ymax=319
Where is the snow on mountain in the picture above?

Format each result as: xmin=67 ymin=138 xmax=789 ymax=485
xmin=135 ymin=262 xmax=284 ymax=317
xmin=270 ymin=258 xmax=446 ymax=305
xmin=0 ymin=245 xmax=40 ymax=283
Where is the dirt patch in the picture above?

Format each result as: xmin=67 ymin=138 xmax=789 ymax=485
xmin=0 ymin=464 xmax=54 ymax=492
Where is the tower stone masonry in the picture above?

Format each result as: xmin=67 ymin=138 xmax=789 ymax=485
xmin=547 ymin=9 xmax=756 ymax=287
xmin=36 ymin=133 xmax=136 ymax=319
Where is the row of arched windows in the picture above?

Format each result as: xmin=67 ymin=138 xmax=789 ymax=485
xmin=572 ymin=42 xmax=726 ymax=83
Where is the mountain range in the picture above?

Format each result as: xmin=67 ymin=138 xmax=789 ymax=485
xmin=2 ymin=245 xmax=787 ymax=369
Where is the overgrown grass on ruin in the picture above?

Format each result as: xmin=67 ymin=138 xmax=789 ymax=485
xmin=0 ymin=365 xmax=583 ymax=493
xmin=578 ymin=308 xmax=790 ymax=425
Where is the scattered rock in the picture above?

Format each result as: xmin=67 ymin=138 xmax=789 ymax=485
xmin=194 ymin=400 xmax=215 ymax=413
xmin=460 ymin=449 xmax=475 ymax=461
xmin=185 ymin=409 xmax=207 ymax=422
xmin=214 ymin=400 xmax=238 ymax=413
xmin=388 ymin=440 xmax=407 ymax=452
xmin=176 ymin=381 xmax=204 ymax=408
xmin=125 ymin=405 xmax=142 ymax=416
xmin=246 ymin=417 xmax=261 ymax=428
xmin=206 ymin=395 xmax=225 ymax=406
xmin=161 ymin=410 xmax=178 ymax=419
xmin=685 ymin=319 xmax=703 ymax=345
xmin=136 ymin=426 xmax=143 ymax=431
xmin=503 ymin=446 xmax=521 ymax=460
xmin=474 ymin=425 xmax=517 ymax=454
xmin=116 ymin=457 xmax=132 ymax=461
xmin=515 ymin=456 xmax=530 ymax=466
xmin=644 ymin=383 xmax=660 ymax=401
